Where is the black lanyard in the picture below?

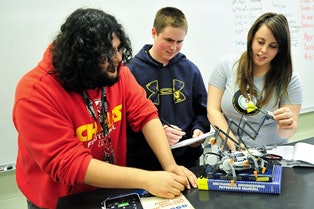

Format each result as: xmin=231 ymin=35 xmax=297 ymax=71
xmin=82 ymin=87 xmax=115 ymax=163
xmin=82 ymin=87 xmax=108 ymax=134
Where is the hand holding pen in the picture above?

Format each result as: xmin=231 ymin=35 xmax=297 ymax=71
xmin=160 ymin=118 xmax=186 ymax=145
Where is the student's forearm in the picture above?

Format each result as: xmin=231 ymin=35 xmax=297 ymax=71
xmin=84 ymin=158 xmax=192 ymax=199
xmin=142 ymin=118 xmax=177 ymax=170
xmin=207 ymin=110 xmax=238 ymax=150
xmin=207 ymin=85 xmax=238 ymax=150
xmin=276 ymin=119 xmax=298 ymax=139
xmin=84 ymin=159 xmax=149 ymax=189
xmin=277 ymin=126 xmax=297 ymax=139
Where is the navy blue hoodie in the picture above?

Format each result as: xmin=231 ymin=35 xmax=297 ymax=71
xmin=126 ymin=44 xmax=210 ymax=170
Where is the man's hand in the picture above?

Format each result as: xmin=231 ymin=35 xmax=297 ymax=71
xmin=144 ymin=170 xmax=187 ymax=199
xmin=163 ymin=125 xmax=186 ymax=145
xmin=163 ymin=164 xmax=198 ymax=190
xmin=189 ymin=129 xmax=204 ymax=147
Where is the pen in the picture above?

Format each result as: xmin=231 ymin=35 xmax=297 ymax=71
xmin=160 ymin=118 xmax=181 ymax=130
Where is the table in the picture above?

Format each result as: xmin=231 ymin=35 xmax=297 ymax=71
xmin=57 ymin=138 xmax=314 ymax=209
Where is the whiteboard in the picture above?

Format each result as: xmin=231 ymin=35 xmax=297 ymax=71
xmin=0 ymin=0 xmax=313 ymax=166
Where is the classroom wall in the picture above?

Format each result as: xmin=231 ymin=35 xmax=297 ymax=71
xmin=289 ymin=111 xmax=314 ymax=143
xmin=1 ymin=0 xmax=313 ymax=167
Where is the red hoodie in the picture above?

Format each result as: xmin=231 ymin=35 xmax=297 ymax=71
xmin=12 ymin=46 xmax=158 ymax=209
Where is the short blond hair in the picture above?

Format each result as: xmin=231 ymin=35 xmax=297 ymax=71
xmin=153 ymin=7 xmax=188 ymax=35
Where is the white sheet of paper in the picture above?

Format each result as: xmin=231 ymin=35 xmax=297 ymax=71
xmin=267 ymin=142 xmax=314 ymax=167
xmin=170 ymin=131 xmax=215 ymax=149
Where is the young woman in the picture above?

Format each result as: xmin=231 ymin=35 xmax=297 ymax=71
xmin=207 ymin=12 xmax=302 ymax=150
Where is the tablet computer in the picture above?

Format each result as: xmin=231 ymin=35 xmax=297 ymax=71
xmin=101 ymin=193 xmax=143 ymax=209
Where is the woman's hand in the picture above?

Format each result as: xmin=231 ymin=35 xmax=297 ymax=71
xmin=274 ymin=107 xmax=295 ymax=130
xmin=274 ymin=105 xmax=301 ymax=139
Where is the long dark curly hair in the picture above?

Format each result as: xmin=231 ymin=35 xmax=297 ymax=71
xmin=50 ymin=8 xmax=132 ymax=92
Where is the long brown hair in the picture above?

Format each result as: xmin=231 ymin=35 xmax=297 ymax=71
xmin=236 ymin=12 xmax=292 ymax=107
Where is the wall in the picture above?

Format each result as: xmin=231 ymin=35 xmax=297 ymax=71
xmin=290 ymin=111 xmax=314 ymax=143
xmin=0 ymin=0 xmax=313 ymax=166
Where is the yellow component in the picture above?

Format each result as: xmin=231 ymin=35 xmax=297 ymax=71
xmin=247 ymin=101 xmax=258 ymax=113
xmin=230 ymin=158 xmax=234 ymax=164
xmin=262 ymin=167 xmax=267 ymax=174
xmin=209 ymin=137 xmax=217 ymax=145
xmin=197 ymin=177 xmax=209 ymax=190
xmin=253 ymin=170 xmax=258 ymax=178
xmin=243 ymin=160 xmax=249 ymax=166
xmin=231 ymin=180 xmax=235 ymax=187
xmin=256 ymin=176 xmax=270 ymax=182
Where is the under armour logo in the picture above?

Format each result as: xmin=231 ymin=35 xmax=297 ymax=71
xmin=146 ymin=79 xmax=186 ymax=105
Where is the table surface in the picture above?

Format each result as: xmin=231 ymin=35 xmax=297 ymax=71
xmin=57 ymin=138 xmax=314 ymax=209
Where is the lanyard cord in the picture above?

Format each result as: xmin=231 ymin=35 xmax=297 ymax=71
xmin=81 ymin=87 xmax=115 ymax=163
xmin=82 ymin=87 xmax=109 ymax=136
